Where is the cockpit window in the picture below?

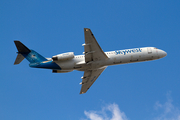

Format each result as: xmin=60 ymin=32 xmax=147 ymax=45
xmin=154 ymin=47 xmax=158 ymax=49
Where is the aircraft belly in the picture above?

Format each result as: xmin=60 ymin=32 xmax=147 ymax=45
xmin=131 ymin=54 xmax=138 ymax=62
xmin=55 ymin=60 xmax=75 ymax=70
xmin=113 ymin=55 xmax=122 ymax=64
xmin=121 ymin=55 xmax=131 ymax=63
xmin=131 ymin=52 xmax=145 ymax=62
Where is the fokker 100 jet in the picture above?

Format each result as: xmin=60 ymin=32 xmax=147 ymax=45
xmin=14 ymin=28 xmax=167 ymax=94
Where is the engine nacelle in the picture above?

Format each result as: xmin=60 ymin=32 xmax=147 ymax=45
xmin=52 ymin=70 xmax=73 ymax=73
xmin=52 ymin=52 xmax=74 ymax=61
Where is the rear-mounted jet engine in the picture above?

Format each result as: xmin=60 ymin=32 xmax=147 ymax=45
xmin=52 ymin=52 xmax=74 ymax=61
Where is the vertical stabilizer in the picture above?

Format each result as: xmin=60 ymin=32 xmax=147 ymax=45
xmin=14 ymin=41 xmax=47 ymax=64
xmin=14 ymin=41 xmax=31 ymax=53
xmin=14 ymin=41 xmax=31 ymax=65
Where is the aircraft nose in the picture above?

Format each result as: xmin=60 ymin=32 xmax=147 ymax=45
xmin=158 ymin=49 xmax=167 ymax=58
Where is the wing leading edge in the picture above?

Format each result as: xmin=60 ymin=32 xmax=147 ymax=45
xmin=83 ymin=28 xmax=108 ymax=63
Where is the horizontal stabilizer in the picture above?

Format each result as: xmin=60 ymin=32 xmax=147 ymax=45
xmin=14 ymin=53 xmax=25 ymax=65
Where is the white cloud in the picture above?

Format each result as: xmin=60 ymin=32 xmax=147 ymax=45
xmin=83 ymin=92 xmax=180 ymax=120
xmin=153 ymin=92 xmax=180 ymax=120
xmin=83 ymin=103 xmax=128 ymax=120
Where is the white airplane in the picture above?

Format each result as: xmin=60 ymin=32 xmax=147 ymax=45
xmin=14 ymin=28 xmax=167 ymax=94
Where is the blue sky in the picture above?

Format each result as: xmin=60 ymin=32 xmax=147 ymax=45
xmin=1 ymin=0 xmax=180 ymax=120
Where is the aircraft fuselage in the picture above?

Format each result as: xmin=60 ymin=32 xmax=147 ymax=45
xmin=32 ymin=47 xmax=166 ymax=72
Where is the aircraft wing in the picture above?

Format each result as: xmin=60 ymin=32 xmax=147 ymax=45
xmin=83 ymin=28 xmax=108 ymax=63
xmin=80 ymin=66 xmax=107 ymax=94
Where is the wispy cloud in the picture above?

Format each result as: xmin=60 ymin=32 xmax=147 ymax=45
xmin=83 ymin=92 xmax=180 ymax=120
xmin=84 ymin=103 xmax=128 ymax=120
xmin=153 ymin=92 xmax=180 ymax=120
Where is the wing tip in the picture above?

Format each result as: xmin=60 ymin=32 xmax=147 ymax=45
xmin=80 ymin=92 xmax=85 ymax=94
xmin=84 ymin=28 xmax=90 ymax=31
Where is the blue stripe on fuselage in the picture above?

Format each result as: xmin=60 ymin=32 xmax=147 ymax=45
xmin=29 ymin=60 xmax=61 ymax=70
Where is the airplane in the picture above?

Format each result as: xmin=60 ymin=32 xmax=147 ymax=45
xmin=14 ymin=28 xmax=167 ymax=94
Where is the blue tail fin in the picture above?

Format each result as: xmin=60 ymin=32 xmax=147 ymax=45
xmin=21 ymin=50 xmax=47 ymax=63
xmin=14 ymin=41 xmax=47 ymax=64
